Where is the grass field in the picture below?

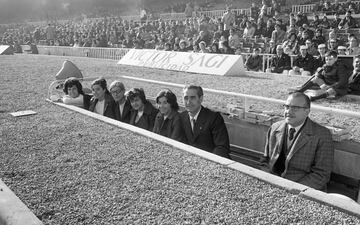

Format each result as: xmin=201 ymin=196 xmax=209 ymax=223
xmin=1 ymin=54 xmax=360 ymax=224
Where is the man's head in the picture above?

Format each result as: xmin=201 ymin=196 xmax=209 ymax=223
xmin=305 ymin=39 xmax=312 ymax=48
xmin=325 ymin=51 xmax=338 ymax=66
xmin=276 ymin=45 xmax=283 ymax=56
xmin=284 ymin=92 xmax=311 ymax=127
xmin=183 ymin=85 xmax=203 ymax=115
xmin=300 ymin=45 xmax=308 ymax=57
xmin=354 ymin=55 xmax=360 ymax=71
xmin=109 ymin=80 xmax=126 ymax=102
xmin=337 ymin=46 xmax=346 ymax=55
xmin=253 ymin=48 xmax=260 ymax=56
xmin=349 ymin=37 xmax=358 ymax=48
xmin=318 ymin=44 xmax=327 ymax=56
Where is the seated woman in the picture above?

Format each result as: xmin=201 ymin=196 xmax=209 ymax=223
xmin=126 ymin=88 xmax=158 ymax=131
xmin=62 ymin=77 xmax=91 ymax=109
xmin=153 ymin=89 xmax=184 ymax=142
xmin=88 ymin=78 xmax=116 ymax=119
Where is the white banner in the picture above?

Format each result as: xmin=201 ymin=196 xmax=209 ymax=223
xmin=118 ymin=49 xmax=247 ymax=76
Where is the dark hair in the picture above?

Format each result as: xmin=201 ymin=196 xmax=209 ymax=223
xmin=126 ymin=88 xmax=147 ymax=103
xmin=156 ymin=89 xmax=179 ymax=111
xmin=325 ymin=50 xmax=338 ymax=58
xmin=289 ymin=92 xmax=311 ymax=108
xmin=91 ymin=78 xmax=110 ymax=94
xmin=183 ymin=85 xmax=203 ymax=98
xmin=63 ymin=77 xmax=84 ymax=95
xmin=287 ymin=32 xmax=297 ymax=40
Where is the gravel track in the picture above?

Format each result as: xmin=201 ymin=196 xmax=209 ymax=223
xmin=0 ymin=54 xmax=359 ymax=224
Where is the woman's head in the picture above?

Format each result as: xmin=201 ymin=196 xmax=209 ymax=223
xmin=156 ymin=89 xmax=179 ymax=116
xmin=126 ymin=88 xmax=146 ymax=111
xmin=63 ymin=77 xmax=84 ymax=98
xmin=91 ymin=78 xmax=109 ymax=100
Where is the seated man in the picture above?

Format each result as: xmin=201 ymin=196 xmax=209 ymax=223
xmin=245 ymin=48 xmax=262 ymax=72
xmin=266 ymin=45 xmax=291 ymax=74
xmin=263 ymin=92 xmax=334 ymax=191
xmin=289 ymin=45 xmax=315 ymax=76
xmin=314 ymin=43 xmax=327 ymax=70
xmin=348 ymin=55 xmax=360 ymax=95
xmin=295 ymin=51 xmax=351 ymax=101
xmin=180 ymin=85 xmax=230 ymax=158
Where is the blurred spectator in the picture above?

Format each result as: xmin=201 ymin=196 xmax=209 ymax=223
xmin=305 ymin=39 xmax=319 ymax=56
xmin=339 ymin=11 xmax=357 ymax=29
xmin=314 ymin=43 xmax=327 ymax=69
xmin=312 ymin=29 xmax=326 ymax=48
xmin=271 ymin=24 xmax=286 ymax=45
xmin=348 ymin=55 xmax=360 ymax=95
xmin=282 ymin=33 xmax=299 ymax=55
xmin=222 ymin=7 xmax=235 ymax=32
xmin=347 ymin=36 xmax=360 ymax=55
xmin=337 ymin=46 xmax=347 ymax=55
xmin=228 ymin=29 xmax=241 ymax=49
xmin=245 ymin=48 xmax=262 ymax=72
xmin=331 ymin=13 xmax=342 ymax=29
xmin=319 ymin=16 xmax=331 ymax=29
xmin=289 ymin=45 xmax=316 ymax=76
xmin=266 ymin=45 xmax=291 ymax=74
xmin=243 ymin=21 xmax=256 ymax=38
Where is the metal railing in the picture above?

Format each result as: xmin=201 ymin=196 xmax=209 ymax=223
xmin=35 ymin=46 xmax=357 ymax=73
xmin=48 ymin=75 xmax=360 ymax=119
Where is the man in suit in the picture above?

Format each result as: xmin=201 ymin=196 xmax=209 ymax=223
xmin=109 ymin=81 xmax=131 ymax=123
xmin=180 ymin=85 xmax=230 ymax=158
xmin=289 ymin=45 xmax=315 ymax=76
xmin=266 ymin=45 xmax=291 ymax=74
xmin=262 ymin=92 xmax=334 ymax=190
xmin=348 ymin=55 xmax=360 ymax=95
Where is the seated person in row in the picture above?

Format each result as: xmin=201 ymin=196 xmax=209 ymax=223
xmin=180 ymin=85 xmax=230 ymax=158
xmin=314 ymin=44 xmax=327 ymax=70
xmin=126 ymin=88 xmax=158 ymax=131
xmin=89 ymin=78 xmax=116 ymax=118
xmin=348 ymin=55 xmax=360 ymax=95
xmin=289 ymin=45 xmax=315 ymax=76
xmin=109 ymin=81 xmax=131 ymax=123
xmin=296 ymin=51 xmax=351 ymax=101
xmin=62 ymin=77 xmax=91 ymax=109
xmin=263 ymin=92 xmax=334 ymax=191
xmin=266 ymin=45 xmax=291 ymax=74
xmin=245 ymin=48 xmax=262 ymax=72
xmin=153 ymin=89 xmax=184 ymax=142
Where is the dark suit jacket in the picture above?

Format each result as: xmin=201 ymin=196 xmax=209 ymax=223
xmin=88 ymin=93 xmax=116 ymax=119
xmin=83 ymin=94 xmax=92 ymax=110
xmin=180 ymin=107 xmax=230 ymax=158
xmin=264 ymin=118 xmax=334 ymax=190
xmin=153 ymin=110 xmax=184 ymax=142
xmin=129 ymin=101 xmax=158 ymax=131
xmin=270 ymin=53 xmax=291 ymax=73
xmin=293 ymin=53 xmax=316 ymax=74
xmin=114 ymin=100 xmax=131 ymax=123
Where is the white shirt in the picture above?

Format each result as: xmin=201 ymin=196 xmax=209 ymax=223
xmin=119 ymin=102 xmax=125 ymax=117
xmin=94 ymin=99 xmax=105 ymax=115
xmin=188 ymin=107 xmax=201 ymax=130
xmin=135 ymin=110 xmax=144 ymax=123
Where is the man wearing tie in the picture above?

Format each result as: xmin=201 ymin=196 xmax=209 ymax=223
xmin=180 ymin=85 xmax=230 ymax=158
xmin=348 ymin=55 xmax=360 ymax=95
xmin=109 ymin=81 xmax=131 ymax=123
xmin=262 ymin=92 xmax=334 ymax=190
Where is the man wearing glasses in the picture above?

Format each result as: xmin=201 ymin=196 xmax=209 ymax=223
xmin=262 ymin=92 xmax=334 ymax=191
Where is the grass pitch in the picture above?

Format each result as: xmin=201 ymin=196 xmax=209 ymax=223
xmin=0 ymin=54 xmax=359 ymax=224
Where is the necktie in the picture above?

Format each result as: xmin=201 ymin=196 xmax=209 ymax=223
xmin=289 ymin=128 xmax=296 ymax=141
xmin=191 ymin=118 xmax=196 ymax=133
